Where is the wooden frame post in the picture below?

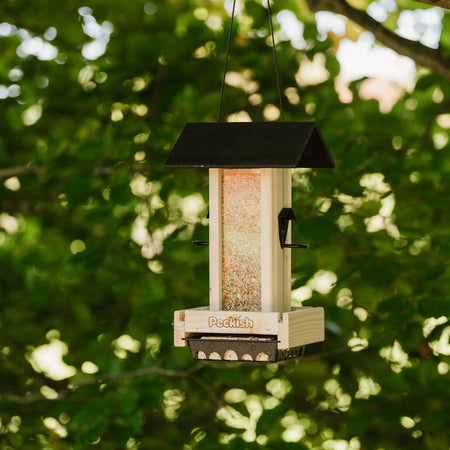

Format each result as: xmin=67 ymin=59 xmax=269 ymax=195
xmin=209 ymin=168 xmax=223 ymax=311
xmin=261 ymin=168 xmax=292 ymax=313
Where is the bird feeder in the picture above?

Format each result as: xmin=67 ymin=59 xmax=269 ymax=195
xmin=165 ymin=122 xmax=334 ymax=362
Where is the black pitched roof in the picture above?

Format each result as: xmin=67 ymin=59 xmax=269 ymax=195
xmin=164 ymin=122 xmax=334 ymax=168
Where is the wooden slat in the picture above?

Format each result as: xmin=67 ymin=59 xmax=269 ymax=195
xmin=209 ymin=168 xmax=223 ymax=311
xmin=174 ymin=307 xmax=209 ymax=346
xmin=260 ymin=168 xmax=273 ymax=312
xmin=282 ymin=169 xmax=292 ymax=313
xmin=261 ymin=169 xmax=291 ymax=313
xmin=274 ymin=169 xmax=284 ymax=312
xmin=184 ymin=309 xmax=280 ymax=335
xmin=278 ymin=307 xmax=324 ymax=349
xmin=174 ymin=310 xmax=187 ymax=347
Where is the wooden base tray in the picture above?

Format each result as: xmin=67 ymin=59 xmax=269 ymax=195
xmin=174 ymin=307 xmax=324 ymax=360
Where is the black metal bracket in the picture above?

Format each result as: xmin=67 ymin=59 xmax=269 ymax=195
xmin=278 ymin=208 xmax=309 ymax=249
xmin=193 ymin=241 xmax=209 ymax=246
xmin=193 ymin=211 xmax=210 ymax=246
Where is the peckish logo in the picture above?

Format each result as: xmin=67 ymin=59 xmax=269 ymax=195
xmin=208 ymin=316 xmax=254 ymax=329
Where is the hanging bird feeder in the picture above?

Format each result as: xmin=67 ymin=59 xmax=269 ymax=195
xmin=165 ymin=1 xmax=335 ymax=362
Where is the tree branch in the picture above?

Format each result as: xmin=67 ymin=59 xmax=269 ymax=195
xmin=0 ymin=346 xmax=358 ymax=404
xmin=414 ymin=0 xmax=450 ymax=8
xmin=306 ymin=0 xmax=450 ymax=81
xmin=0 ymin=166 xmax=45 ymax=179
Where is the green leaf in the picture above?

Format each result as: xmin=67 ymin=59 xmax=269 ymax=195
xmin=418 ymin=297 xmax=450 ymax=318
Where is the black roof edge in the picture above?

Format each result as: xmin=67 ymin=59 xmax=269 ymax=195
xmin=164 ymin=122 xmax=335 ymax=169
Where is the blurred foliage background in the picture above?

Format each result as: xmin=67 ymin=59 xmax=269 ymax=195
xmin=0 ymin=0 xmax=449 ymax=448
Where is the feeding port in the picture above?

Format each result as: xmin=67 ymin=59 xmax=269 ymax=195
xmin=187 ymin=335 xmax=304 ymax=362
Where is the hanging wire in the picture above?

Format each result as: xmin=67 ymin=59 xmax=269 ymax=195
xmin=217 ymin=0 xmax=237 ymax=123
xmin=267 ymin=0 xmax=284 ymax=122
xmin=217 ymin=0 xmax=285 ymax=123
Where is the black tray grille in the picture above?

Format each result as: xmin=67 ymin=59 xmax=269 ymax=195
xmin=187 ymin=335 xmax=304 ymax=362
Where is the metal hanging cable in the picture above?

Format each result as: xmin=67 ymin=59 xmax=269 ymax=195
xmin=217 ymin=0 xmax=237 ymax=123
xmin=267 ymin=0 xmax=284 ymax=122
xmin=217 ymin=0 xmax=284 ymax=123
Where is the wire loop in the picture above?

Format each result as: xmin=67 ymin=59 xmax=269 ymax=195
xmin=217 ymin=0 xmax=284 ymax=123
